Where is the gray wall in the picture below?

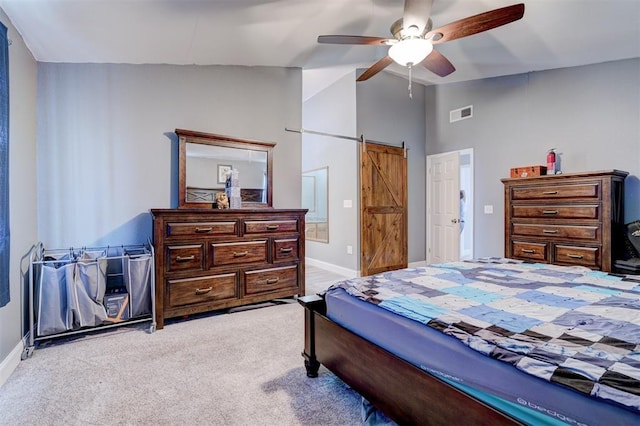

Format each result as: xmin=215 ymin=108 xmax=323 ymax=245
xmin=303 ymin=70 xmax=427 ymax=271
xmin=0 ymin=10 xmax=38 ymax=380
xmin=303 ymin=71 xmax=359 ymax=274
xmin=356 ymin=71 xmax=426 ymax=264
xmin=37 ymin=63 xmax=302 ymax=248
xmin=426 ymin=58 xmax=640 ymax=257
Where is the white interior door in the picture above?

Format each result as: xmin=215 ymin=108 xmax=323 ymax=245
xmin=427 ymin=151 xmax=460 ymax=264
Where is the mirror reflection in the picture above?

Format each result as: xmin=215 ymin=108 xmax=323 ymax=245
xmin=186 ymin=144 xmax=268 ymax=204
xmin=302 ymin=167 xmax=329 ymax=243
xmin=177 ymin=128 xmax=274 ymax=208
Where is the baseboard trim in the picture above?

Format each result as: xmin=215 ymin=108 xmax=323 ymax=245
xmin=306 ymin=258 xmax=428 ymax=277
xmin=0 ymin=339 xmax=23 ymax=389
xmin=306 ymin=258 xmax=359 ymax=278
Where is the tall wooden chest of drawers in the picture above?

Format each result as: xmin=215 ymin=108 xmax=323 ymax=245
xmin=151 ymin=208 xmax=307 ymax=329
xmin=502 ymin=170 xmax=627 ymax=272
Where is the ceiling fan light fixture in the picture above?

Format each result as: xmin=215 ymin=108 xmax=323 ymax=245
xmin=388 ymin=38 xmax=433 ymax=66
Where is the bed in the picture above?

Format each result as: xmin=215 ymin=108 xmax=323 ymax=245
xmin=299 ymin=258 xmax=640 ymax=425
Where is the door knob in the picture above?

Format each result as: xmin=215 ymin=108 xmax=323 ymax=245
xmin=451 ymin=218 xmax=458 ymax=224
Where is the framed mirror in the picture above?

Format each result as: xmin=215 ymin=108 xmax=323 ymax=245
xmin=177 ymin=128 xmax=275 ymax=208
xmin=302 ymin=167 xmax=328 ymax=243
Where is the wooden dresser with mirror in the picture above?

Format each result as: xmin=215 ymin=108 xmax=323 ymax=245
xmin=151 ymin=129 xmax=306 ymax=329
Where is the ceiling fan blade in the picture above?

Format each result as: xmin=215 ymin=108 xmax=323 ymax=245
xmin=422 ymin=49 xmax=455 ymax=77
xmin=318 ymin=35 xmax=391 ymax=45
xmin=357 ymin=56 xmax=394 ymax=82
xmin=427 ymin=3 xmax=525 ymax=45
xmin=403 ymin=0 xmax=433 ymax=36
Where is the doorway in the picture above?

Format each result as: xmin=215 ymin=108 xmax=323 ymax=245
xmin=426 ymin=149 xmax=474 ymax=263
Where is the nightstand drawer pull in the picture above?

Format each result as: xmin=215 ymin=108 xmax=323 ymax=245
xmin=542 ymin=229 xmax=559 ymax=234
xmin=266 ymin=225 xmax=280 ymax=230
xmin=176 ymin=255 xmax=195 ymax=262
xmin=542 ymin=191 xmax=558 ymax=195
xmin=266 ymin=278 xmax=280 ymax=285
xmin=195 ymin=227 xmax=213 ymax=233
xmin=279 ymin=247 xmax=293 ymax=253
xmin=233 ymin=251 xmax=249 ymax=257
xmin=542 ymin=210 xmax=558 ymax=215
xmin=195 ymin=286 xmax=213 ymax=295
xmin=567 ymin=254 xmax=584 ymax=259
xmin=521 ymin=249 xmax=535 ymax=254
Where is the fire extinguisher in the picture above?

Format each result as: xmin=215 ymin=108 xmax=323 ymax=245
xmin=546 ymin=149 xmax=556 ymax=175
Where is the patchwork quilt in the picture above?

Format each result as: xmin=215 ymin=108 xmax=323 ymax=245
xmin=330 ymin=258 xmax=640 ymax=412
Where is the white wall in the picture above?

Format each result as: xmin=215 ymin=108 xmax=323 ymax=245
xmin=37 ymin=64 xmax=302 ymax=248
xmin=0 ymin=9 xmax=37 ymax=385
xmin=426 ymin=58 xmax=640 ymax=257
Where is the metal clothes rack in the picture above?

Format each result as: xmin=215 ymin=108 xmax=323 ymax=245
xmin=22 ymin=241 xmax=156 ymax=359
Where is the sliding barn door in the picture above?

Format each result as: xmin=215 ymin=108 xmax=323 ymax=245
xmin=360 ymin=142 xmax=408 ymax=276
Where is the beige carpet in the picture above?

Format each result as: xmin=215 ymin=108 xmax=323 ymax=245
xmin=0 ymin=270 xmax=362 ymax=425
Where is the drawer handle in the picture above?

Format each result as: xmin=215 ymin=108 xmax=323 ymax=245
xmin=279 ymin=247 xmax=293 ymax=254
xmin=176 ymin=255 xmax=195 ymax=262
xmin=542 ymin=210 xmax=558 ymax=215
xmin=542 ymin=191 xmax=558 ymax=195
xmin=195 ymin=227 xmax=213 ymax=233
xmin=266 ymin=225 xmax=280 ymax=230
xmin=195 ymin=286 xmax=213 ymax=295
xmin=233 ymin=251 xmax=248 ymax=257
xmin=266 ymin=278 xmax=280 ymax=285
xmin=542 ymin=229 xmax=559 ymax=234
xmin=521 ymin=249 xmax=535 ymax=254
xmin=567 ymin=254 xmax=584 ymax=259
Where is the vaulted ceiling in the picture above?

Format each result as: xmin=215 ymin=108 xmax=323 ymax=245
xmin=1 ymin=0 xmax=639 ymax=98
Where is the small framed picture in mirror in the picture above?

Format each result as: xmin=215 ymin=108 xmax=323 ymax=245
xmin=218 ymin=165 xmax=232 ymax=184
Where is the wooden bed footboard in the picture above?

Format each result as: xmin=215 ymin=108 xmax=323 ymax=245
xmin=299 ymin=295 xmax=521 ymax=426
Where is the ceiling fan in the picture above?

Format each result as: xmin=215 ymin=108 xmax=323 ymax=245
xmin=318 ymin=0 xmax=525 ymax=84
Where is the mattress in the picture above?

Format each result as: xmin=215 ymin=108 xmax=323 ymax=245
xmin=324 ymin=259 xmax=640 ymax=425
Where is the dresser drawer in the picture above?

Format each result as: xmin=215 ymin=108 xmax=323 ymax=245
xmin=166 ymin=221 xmax=237 ymax=238
xmin=511 ymin=183 xmax=599 ymax=201
xmin=167 ymin=273 xmax=237 ymax=307
xmin=244 ymin=220 xmax=298 ymax=234
xmin=512 ymin=224 xmax=599 ymax=241
xmin=512 ymin=241 xmax=548 ymax=262
xmin=210 ymin=240 xmax=267 ymax=267
xmin=512 ymin=205 xmax=599 ymax=220
xmin=166 ymin=244 xmax=204 ymax=272
xmin=554 ymin=245 xmax=600 ymax=268
xmin=244 ymin=265 xmax=298 ymax=295
xmin=273 ymin=238 xmax=299 ymax=262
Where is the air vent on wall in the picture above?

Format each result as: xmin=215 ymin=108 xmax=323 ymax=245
xmin=450 ymin=105 xmax=473 ymax=123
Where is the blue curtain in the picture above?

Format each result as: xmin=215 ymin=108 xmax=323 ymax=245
xmin=0 ymin=22 xmax=9 ymax=307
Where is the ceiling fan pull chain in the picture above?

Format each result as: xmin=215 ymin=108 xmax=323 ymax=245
xmin=408 ymin=63 xmax=413 ymax=99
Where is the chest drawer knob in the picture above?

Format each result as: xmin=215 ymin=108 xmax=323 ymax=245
xmin=195 ymin=227 xmax=213 ymax=233
xmin=176 ymin=255 xmax=196 ymax=262
xmin=542 ymin=191 xmax=558 ymax=195
xmin=542 ymin=210 xmax=558 ymax=215
xmin=521 ymin=249 xmax=535 ymax=254
xmin=195 ymin=286 xmax=213 ymax=295
xmin=266 ymin=224 xmax=280 ymax=230
xmin=567 ymin=254 xmax=584 ymax=259
xmin=266 ymin=278 xmax=280 ymax=285
xmin=542 ymin=229 xmax=559 ymax=234
xmin=279 ymin=247 xmax=293 ymax=254
xmin=233 ymin=251 xmax=249 ymax=258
